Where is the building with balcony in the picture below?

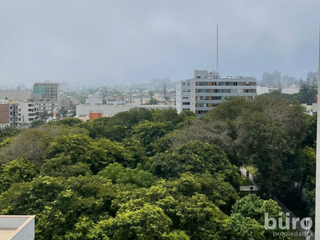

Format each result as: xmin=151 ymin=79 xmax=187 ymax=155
xmin=176 ymin=70 xmax=257 ymax=118
xmin=8 ymin=102 xmax=40 ymax=128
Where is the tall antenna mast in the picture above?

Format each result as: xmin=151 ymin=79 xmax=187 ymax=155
xmin=315 ymin=23 xmax=320 ymax=240
xmin=216 ymin=24 xmax=219 ymax=74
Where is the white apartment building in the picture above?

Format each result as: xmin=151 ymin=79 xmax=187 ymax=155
xmin=9 ymin=102 xmax=40 ymax=128
xmin=176 ymin=70 xmax=257 ymax=117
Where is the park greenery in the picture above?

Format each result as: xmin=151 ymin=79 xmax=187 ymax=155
xmin=0 ymin=92 xmax=316 ymax=239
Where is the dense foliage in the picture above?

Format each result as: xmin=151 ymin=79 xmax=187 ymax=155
xmin=0 ymin=97 xmax=313 ymax=239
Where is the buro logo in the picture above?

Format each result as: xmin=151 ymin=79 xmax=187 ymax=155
xmin=264 ymin=213 xmax=312 ymax=230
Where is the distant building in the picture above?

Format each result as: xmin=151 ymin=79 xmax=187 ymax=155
xmin=176 ymin=70 xmax=257 ymax=117
xmin=33 ymin=82 xmax=60 ymax=102
xmin=272 ymin=71 xmax=281 ymax=86
xmin=281 ymin=87 xmax=299 ymax=95
xmin=308 ymin=71 xmax=319 ymax=81
xmin=9 ymin=102 xmax=40 ymax=128
xmin=0 ymin=215 xmax=35 ymax=240
xmin=0 ymin=99 xmax=59 ymax=128
xmin=281 ymin=75 xmax=297 ymax=88
xmin=262 ymin=71 xmax=282 ymax=87
xmin=89 ymin=112 xmax=103 ymax=120
xmin=0 ymin=104 xmax=10 ymax=124
xmin=0 ymin=90 xmax=32 ymax=101
xmin=262 ymin=72 xmax=273 ymax=85
xmin=256 ymin=86 xmax=279 ymax=95
xmin=76 ymin=99 xmax=174 ymax=118
xmin=60 ymin=95 xmax=73 ymax=110
xmin=85 ymin=94 xmax=104 ymax=105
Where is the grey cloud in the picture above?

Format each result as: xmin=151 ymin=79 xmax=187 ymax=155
xmin=0 ymin=0 xmax=319 ymax=87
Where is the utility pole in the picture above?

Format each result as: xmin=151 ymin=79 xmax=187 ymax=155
xmin=216 ymin=24 xmax=219 ymax=74
xmin=315 ymin=24 xmax=320 ymax=240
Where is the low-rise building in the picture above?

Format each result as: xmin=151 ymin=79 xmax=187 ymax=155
xmin=76 ymin=100 xmax=174 ymax=118
xmin=255 ymin=85 xmax=279 ymax=95
xmin=0 ymin=90 xmax=32 ymax=101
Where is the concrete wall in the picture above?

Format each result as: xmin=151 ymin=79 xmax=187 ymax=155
xmin=0 ymin=104 xmax=9 ymax=124
xmin=0 ymin=90 xmax=32 ymax=101
xmin=12 ymin=218 xmax=35 ymax=240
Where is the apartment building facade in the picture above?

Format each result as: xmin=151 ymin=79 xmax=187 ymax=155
xmin=33 ymin=82 xmax=60 ymax=102
xmin=9 ymin=102 xmax=40 ymax=127
xmin=176 ymin=70 xmax=257 ymax=118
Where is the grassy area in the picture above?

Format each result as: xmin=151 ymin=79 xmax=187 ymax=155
xmin=240 ymin=175 xmax=252 ymax=186
xmin=245 ymin=165 xmax=257 ymax=176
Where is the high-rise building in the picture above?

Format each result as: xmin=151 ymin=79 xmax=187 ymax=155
xmin=176 ymin=70 xmax=257 ymax=118
xmin=262 ymin=71 xmax=281 ymax=86
xmin=308 ymin=71 xmax=319 ymax=81
xmin=272 ymin=71 xmax=281 ymax=86
xmin=262 ymin=72 xmax=273 ymax=85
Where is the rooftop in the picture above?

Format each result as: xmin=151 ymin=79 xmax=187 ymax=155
xmin=0 ymin=215 xmax=35 ymax=240
xmin=0 ymin=229 xmax=17 ymax=240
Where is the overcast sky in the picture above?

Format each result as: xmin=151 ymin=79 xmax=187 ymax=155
xmin=0 ymin=0 xmax=319 ymax=87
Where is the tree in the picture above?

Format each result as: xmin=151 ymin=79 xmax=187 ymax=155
xmin=86 ymin=108 xmax=153 ymax=141
xmin=226 ymin=213 xmax=265 ymax=240
xmin=148 ymin=98 xmax=159 ymax=105
xmin=151 ymin=141 xmax=238 ymax=185
xmin=232 ymin=194 xmax=289 ymax=240
xmin=299 ymin=77 xmax=317 ymax=105
xmin=132 ymin=120 xmax=174 ymax=155
xmin=0 ymin=158 xmax=39 ymax=193
xmin=152 ymin=108 xmax=182 ymax=125
xmin=40 ymin=156 xmax=92 ymax=178
xmin=0 ymin=125 xmax=89 ymax=163
xmin=98 ymin=163 xmax=157 ymax=188
xmin=31 ymin=120 xmax=45 ymax=128
xmin=170 ymin=119 xmax=232 ymax=154
xmin=303 ymin=114 xmax=317 ymax=148
xmin=0 ymin=126 xmax=19 ymax=142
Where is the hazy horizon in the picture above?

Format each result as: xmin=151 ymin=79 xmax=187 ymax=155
xmin=0 ymin=0 xmax=319 ymax=87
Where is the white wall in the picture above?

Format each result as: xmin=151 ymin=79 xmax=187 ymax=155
xmin=12 ymin=218 xmax=35 ymax=240
xmin=0 ymin=216 xmax=35 ymax=240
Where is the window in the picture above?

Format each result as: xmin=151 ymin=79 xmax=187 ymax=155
xmin=212 ymin=89 xmax=231 ymax=93
xmin=197 ymin=110 xmax=208 ymax=114
xmin=199 ymin=96 xmax=210 ymax=100
xmin=196 ymin=76 xmax=201 ymax=78
xmin=213 ymin=96 xmax=222 ymax=100
xmin=198 ymin=103 xmax=209 ymax=107
xmin=218 ymin=82 xmax=225 ymax=86
xmin=244 ymin=89 xmax=256 ymax=93
xmin=182 ymin=102 xmax=190 ymax=105
xmin=198 ymin=82 xmax=209 ymax=86
xmin=231 ymin=89 xmax=242 ymax=93
xmin=198 ymin=89 xmax=210 ymax=93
